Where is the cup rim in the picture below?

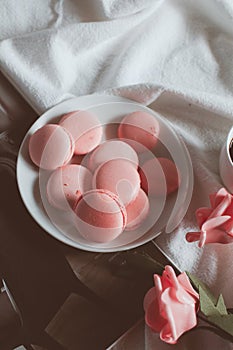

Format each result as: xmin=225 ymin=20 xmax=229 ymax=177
xmin=226 ymin=126 xmax=233 ymax=163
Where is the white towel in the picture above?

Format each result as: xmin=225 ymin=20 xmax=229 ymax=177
xmin=1 ymin=0 xmax=233 ymax=309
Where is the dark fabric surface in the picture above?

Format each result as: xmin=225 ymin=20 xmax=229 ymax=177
xmin=0 ymin=167 xmax=79 ymax=331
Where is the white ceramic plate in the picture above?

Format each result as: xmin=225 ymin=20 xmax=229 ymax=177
xmin=17 ymin=95 xmax=193 ymax=252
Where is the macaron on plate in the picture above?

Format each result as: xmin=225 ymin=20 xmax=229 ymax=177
xmin=17 ymin=95 xmax=193 ymax=252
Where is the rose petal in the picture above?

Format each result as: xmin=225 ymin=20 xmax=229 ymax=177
xmin=225 ymin=219 xmax=233 ymax=235
xmin=145 ymin=299 xmax=166 ymax=333
xmin=163 ymin=266 xmax=179 ymax=290
xmin=196 ymin=208 xmax=212 ymax=227
xmin=173 ymin=286 xmax=197 ymax=305
xmin=143 ymin=287 xmax=157 ymax=311
xmin=186 ymin=231 xmax=201 ymax=243
xmin=178 ymin=272 xmax=199 ymax=301
xmin=225 ymin=200 xmax=233 ymax=217
xmin=202 ymin=216 xmax=231 ymax=231
xmin=199 ymin=230 xmax=207 ymax=247
xmin=160 ymin=301 xmax=177 ymax=344
xmin=203 ymin=228 xmax=233 ymax=245
xmin=153 ymin=274 xmax=163 ymax=296
xmin=213 ymin=188 xmax=229 ymax=208
xmin=208 ymin=195 xmax=231 ymax=218
xmin=160 ymin=289 xmax=197 ymax=344
xmin=209 ymin=193 xmax=216 ymax=208
xmin=161 ymin=269 xmax=173 ymax=290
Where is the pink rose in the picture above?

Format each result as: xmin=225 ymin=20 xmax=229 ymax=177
xmin=143 ymin=266 xmax=199 ymax=344
xmin=186 ymin=188 xmax=233 ymax=247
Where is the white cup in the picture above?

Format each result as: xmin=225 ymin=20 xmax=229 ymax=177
xmin=219 ymin=126 xmax=233 ymax=193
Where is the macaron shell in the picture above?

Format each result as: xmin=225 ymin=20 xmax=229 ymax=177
xmin=118 ymin=111 xmax=160 ymax=152
xmin=29 ymin=124 xmax=74 ymax=170
xmin=139 ymin=157 xmax=180 ymax=196
xmin=74 ymin=189 xmax=127 ymax=243
xmin=93 ymin=159 xmax=141 ymax=205
xmin=125 ymin=189 xmax=150 ymax=231
xmin=88 ymin=139 xmax=139 ymax=172
xmin=47 ymin=164 xmax=92 ymax=211
xmin=59 ymin=110 xmax=103 ymax=155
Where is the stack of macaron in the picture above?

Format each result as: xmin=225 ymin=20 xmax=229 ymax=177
xmin=29 ymin=109 xmax=180 ymax=243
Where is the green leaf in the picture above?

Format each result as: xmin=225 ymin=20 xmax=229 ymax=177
xmin=208 ymin=314 xmax=233 ymax=337
xmin=197 ymin=285 xmax=233 ymax=341
xmin=216 ymin=294 xmax=228 ymax=316
xmin=186 ymin=271 xmax=217 ymax=304
xmin=199 ymin=286 xmax=219 ymax=317
xmin=199 ymin=287 xmax=228 ymax=317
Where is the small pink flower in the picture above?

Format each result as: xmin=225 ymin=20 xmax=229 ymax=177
xmin=186 ymin=188 xmax=233 ymax=247
xmin=144 ymin=266 xmax=199 ymax=344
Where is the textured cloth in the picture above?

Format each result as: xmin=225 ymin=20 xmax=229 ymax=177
xmin=107 ymin=321 xmax=233 ymax=350
xmin=1 ymin=0 xmax=233 ymax=315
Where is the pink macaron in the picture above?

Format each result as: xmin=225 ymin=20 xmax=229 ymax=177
xmin=88 ymin=139 xmax=139 ymax=172
xmin=29 ymin=124 xmax=74 ymax=170
xmin=118 ymin=111 xmax=160 ymax=152
xmin=74 ymin=189 xmax=127 ymax=243
xmin=139 ymin=157 xmax=180 ymax=196
xmin=93 ymin=159 xmax=140 ymax=205
xmin=59 ymin=110 xmax=103 ymax=155
xmin=125 ymin=189 xmax=149 ymax=231
xmin=47 ymin=164 xmax=92 ymax=211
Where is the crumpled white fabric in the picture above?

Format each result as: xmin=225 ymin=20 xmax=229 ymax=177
xmin=1 ymin=0 xmax=233 ymax=318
